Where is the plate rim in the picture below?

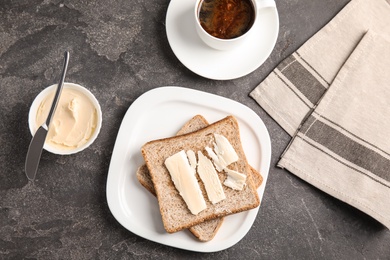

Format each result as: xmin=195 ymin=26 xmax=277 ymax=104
xmin=106 ymin=86 xmax=271 ymax=252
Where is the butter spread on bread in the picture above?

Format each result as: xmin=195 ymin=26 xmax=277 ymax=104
xmin=138 ymin=115 xmax=263 ymax=240
xmin=205 ymin=134 xmax=239 ymax=172
xmin=141 ymin=115 xmax=260 ymax=233
xmin=137 ymin=115 xmax=226 ymax=241
xmin=224 ymin=168 xmax=247 ymax=190
xmin=165 ymin=150 xmax=207 ymax=215
xmin=186 ymin=150 xmax=197 ymax=170
xmin=197 ymin=151 xmax=226 ymax=204
xmin=213 ymin=133 xmax=239 ymax=167
xmin=166 ymin=133 xmax=245 ymax=215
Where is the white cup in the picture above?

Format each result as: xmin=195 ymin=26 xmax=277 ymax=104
xmin=194 ymin=0 xmax=276 ymax=51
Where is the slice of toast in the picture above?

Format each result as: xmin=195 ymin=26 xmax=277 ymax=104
xmin=141 ymin=116 xmax=260 ymax=233
xmin=137 ymin=115 xmax=263 ymax=241
xmin=137 ymin=115 xmax=223 ymax=241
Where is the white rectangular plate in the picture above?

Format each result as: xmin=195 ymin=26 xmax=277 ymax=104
xmin=106 ymin=86 xmax=271 ymax=252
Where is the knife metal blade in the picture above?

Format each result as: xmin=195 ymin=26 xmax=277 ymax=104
xmin=25 ymin=51 xmax=70 ymax=181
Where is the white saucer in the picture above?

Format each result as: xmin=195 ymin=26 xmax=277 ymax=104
xmin=165 ymin=0 xmax=279 ymax=80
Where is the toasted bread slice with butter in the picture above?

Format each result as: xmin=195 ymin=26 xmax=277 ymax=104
xmin=141 ymin=115 xmax=260 ymax=233
xmin=137 ymin=115 xmax=224 ymax=241
xmin=137 ymin=115 xmax=263 ymax=241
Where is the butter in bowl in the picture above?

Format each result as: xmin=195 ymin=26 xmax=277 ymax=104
xmin=28 ymin=82 xmax=102 ymax=155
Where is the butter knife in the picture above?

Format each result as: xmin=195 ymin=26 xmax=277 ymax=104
xmin=25 ymin=51 xmax=70 ymax=181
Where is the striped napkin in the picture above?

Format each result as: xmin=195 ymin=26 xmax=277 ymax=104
xmin=250 ymin=0 xmax=390 ymax=229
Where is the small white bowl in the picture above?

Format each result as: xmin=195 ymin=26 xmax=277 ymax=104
xmin=28 ymin=82 xmax=102 ymax=155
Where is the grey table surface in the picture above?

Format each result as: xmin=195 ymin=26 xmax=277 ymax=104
xmin=1 ymin=0 xmax=389 ymax=259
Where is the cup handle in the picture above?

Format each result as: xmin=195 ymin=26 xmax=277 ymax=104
xmin=257 ymin=0 xmax=276 ymax=9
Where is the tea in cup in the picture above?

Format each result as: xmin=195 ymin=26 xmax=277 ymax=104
xmin=194 ymin=0 xmax=276 ymax=50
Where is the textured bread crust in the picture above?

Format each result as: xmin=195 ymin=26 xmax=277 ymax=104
xmin=176 ymin=115 xmax=209 ymax=136
xmin=141 ymin=116 xmax=260 ymax=233
xmin=251 ymin=166 xmax=263 ymax=188
xmin=137 ymin=164 xmax=156 ymax=195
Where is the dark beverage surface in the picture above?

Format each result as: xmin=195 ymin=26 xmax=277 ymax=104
xmin=198 ymin=0 xmax=255 ymax=39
